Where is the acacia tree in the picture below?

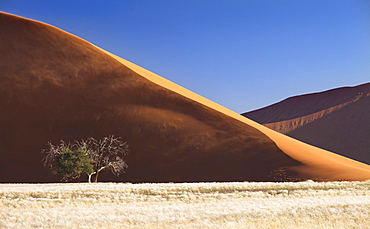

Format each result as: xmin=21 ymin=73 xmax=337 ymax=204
xmin=42 ymin=141 xmax=93 ymax=181
xmin=76 ymin=136 xmax=129 ymax=183
xmin=42 ymin=136 xmax=129 ymax=183
xmin=55 ymin=148 xmax=94 ymax=181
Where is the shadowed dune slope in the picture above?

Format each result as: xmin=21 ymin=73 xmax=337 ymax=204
xmin=243 ymin=83 xmax=370 ymax=165
xmin=1 ymin=12 xmax=370 ymax=182
xmin=243 ymin=83 xmax=370 ymax=123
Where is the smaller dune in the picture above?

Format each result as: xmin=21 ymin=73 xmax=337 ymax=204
xmin=243 ymin=83 xmax=370 ymax=165
xmin=1 ymin=12 xmax=370 ymax=182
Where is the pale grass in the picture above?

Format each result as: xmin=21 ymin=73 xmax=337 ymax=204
xmin=0 ymin=181 xmax=369 ymax=228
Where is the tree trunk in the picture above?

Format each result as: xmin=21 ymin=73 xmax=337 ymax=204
xmin=94 ymin=172 xmax=100 ymax=183
xmin=94 ymin=166 xmax=107 ymax=183
xmin=88 ymin=173 xmax=95 ymax=183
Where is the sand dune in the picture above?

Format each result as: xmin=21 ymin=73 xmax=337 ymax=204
xmin=244 ymin=83 xmax=370 ymax=123
xmin=1 ymin=12 xmax=370 ymax=182
xmin=243 ymin=83 xmax=370 ymax=165
xmin=264 ymin=101 xmax=352 ymax=134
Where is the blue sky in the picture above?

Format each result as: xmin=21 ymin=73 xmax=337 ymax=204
xmin=2 ymin=0 xmax=369 ymax=113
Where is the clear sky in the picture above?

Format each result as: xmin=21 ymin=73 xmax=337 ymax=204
xmin=2 ymin=0 xmax=370 ymax=113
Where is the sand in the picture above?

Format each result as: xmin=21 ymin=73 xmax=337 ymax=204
xmin=244 ymin=83 xmax=370 ymax=165
xmin=1 ymin=12 xmax=369 ymax=182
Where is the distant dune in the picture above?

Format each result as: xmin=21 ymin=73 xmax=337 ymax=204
xmin=1 ymin=12 xmax=370 ymax=183
xmin=243 ymin=83 xmax=370 ymax=165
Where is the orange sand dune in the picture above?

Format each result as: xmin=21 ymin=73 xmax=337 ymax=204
xmin=243 ymin=83 xmax=370 ymax=165
xmin=264 ymin=101 xmax=352 ymax=134
xmin=244 ymin=83 xmax=370 ymax=123
xmin=1 ymin=12 xmax=370 ymax=182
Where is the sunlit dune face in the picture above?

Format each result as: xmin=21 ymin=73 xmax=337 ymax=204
xmin=102 ymin=45 xmax=370 ymax=181
xmin=0 ymin=12 xmax=369 ymax=182
xmin=243 ymin=82 xmax=370 ymax=173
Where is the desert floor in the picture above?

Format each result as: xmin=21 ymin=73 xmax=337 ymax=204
xmin=1 ymin=181 xmax=369 ymax=228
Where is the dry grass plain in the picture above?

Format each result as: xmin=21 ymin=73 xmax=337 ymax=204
xmin=1 ymin=181 xmax=369 ymax=228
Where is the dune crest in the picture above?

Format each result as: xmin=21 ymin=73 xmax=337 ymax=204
xmin=1 ymin=12 xmax=370 ymax=182
xmin=264 ymin=102 xmax=352 ymax=134
xmin=244 ymin=83 xmax=370 ymax=166
xmin=100 ymin=46 xmax=370 ymax=181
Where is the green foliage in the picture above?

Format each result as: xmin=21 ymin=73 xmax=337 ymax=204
xmin=42 ymin=136 xmax=129 ymax=182
xmin=55 ymin=149 xmax=93 ymax=180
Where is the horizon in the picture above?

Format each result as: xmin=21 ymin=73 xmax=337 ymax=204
xmin=2 ymin=0 xmax=369 ymax=113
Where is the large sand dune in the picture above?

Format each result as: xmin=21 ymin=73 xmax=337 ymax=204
xmin=244 ymin=83 xmax=370 ymax=164
xmin=1 ymin=12 xmax=370 ymax=182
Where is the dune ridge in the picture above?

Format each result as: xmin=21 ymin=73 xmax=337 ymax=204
xmin=264 ymin=101 xmax=352 ymax=134
xmin=244 ymin=83 xmax=370 ymax=123
xmin=1 ymin=12 xmax=370 ymax=182
xmin=243 ymin=83 xmax=370 ymax=165
xmin=97 ymin=36 xmax=370 ymax=180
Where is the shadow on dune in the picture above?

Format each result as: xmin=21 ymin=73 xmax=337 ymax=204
xmin=0 ymin=12 xmax=303 ymax=182
xmin=1 ymin=12 xmax=370 ymax=183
